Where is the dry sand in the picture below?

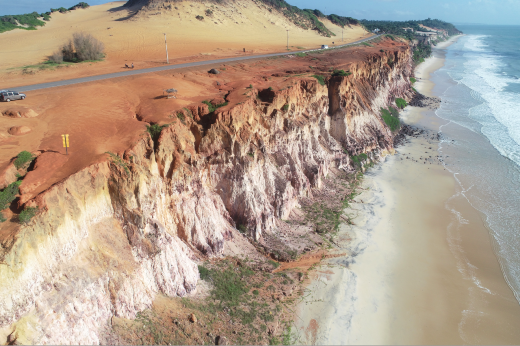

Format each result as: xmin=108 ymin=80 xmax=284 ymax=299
xmin=294 ymin=36 xmax=520 ymax=344
xmin=0 ymin=1 xmax=370 ymax=87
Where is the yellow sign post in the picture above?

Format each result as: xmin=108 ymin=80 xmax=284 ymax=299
xmin=61 ymin=134 xmax=70 ymax=155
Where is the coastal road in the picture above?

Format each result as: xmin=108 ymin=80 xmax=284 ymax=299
xmin=10 ymin=34 xmax=382 ymax=93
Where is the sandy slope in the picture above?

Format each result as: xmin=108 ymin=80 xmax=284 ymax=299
xmin=0 ymin=1 xmax=370 ymax=86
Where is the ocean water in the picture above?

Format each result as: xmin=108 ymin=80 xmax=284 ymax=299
xmin=433 ymin=25 xmax=520 ymax=303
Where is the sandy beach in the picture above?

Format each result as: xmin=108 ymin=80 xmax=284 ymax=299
xmin=294 ymin=36 xmax=520 ymax=344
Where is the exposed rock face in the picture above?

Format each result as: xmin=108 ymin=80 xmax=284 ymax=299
xmin=0 ymin=46 xmax=413 ymax=344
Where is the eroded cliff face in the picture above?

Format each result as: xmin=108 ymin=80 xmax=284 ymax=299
xmin=0 ymin=45 xmax=413 ymax=344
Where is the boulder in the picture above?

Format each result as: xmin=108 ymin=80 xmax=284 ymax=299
xmin=8 ymin=126 xmax=31 ymax=135
xmin=188 ymin=313 xmax=197 ymax=323
xmin=216 ymin=335 xmax=228 ymax=345
xmin=208 ymin=68 xmax=220 ymax=74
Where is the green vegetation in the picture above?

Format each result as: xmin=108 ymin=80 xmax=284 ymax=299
xmin=0 ymin=181 xmax=22 ymax=211
xmin=19 ymin=207 xmax=38 ymax=224
xmin=205 ymin=9 xmax=213 ymax=16
xmin=295 ymin=52 xmax=306 ymax=57
xmin=361 ymin=18 xmax=462 ymax=41
xmin=268 ymin=259 xmax=280 ymax=269
xmin=381 ymin=107 xmax=400 ymax=132
xmin=312 ymin=74 xmax=325 ymax=86
xmin=202 ymin=100 xmax=228 ymax=112
xmin=362 ymin=42 xmax=373 ymax=47
xmin=57 ymin=32 xmax=104 ymax=63
xmin=176 ymin=112 xmax=185 ymax=123
xmin=0 ymin=12 xmax=46 ymax=33
xmin=0 ymin=4 xmax=90 ymax=34
xmin=395 ymin=97 xmax=408 ymax=109
xmin=351 ymin=153 xmax=368 ymax=166
xmin=14 ymin=151 xmax=35 ymax=170
xmin=256 ymin=0 xmax=337 ymax=37
xmin=198 ymin=265 xmax=211 ymax=280
xmin=282 ymin=104 xmax=289 ymax=111
xmin=146 ymin=123 xmax=169 ymax=141
xmin=196 ymin=15 xmax=204 ymax=20
xmin=105 ymin=152 xmax=130 ymax=175
xmin=410 ymin=77 xmax=416 ymax=84
xmin=331 ymin=69 xmax=351 ymax=77
xmin=238 ymin=224 xmax=247 ymax=233
xmin=413 ymin=42 xmax=432 ymax=64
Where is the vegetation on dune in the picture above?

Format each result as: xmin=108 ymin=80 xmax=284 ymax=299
xmin=0 ymin=3 xmax=89 ymax=34
xmin=0 ymin=12 xmax=46 ymax=33
xmin=49 ymin=32 xmax=104 ymax=63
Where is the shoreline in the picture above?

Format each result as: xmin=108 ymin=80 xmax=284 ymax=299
xmin=293 ymin=35 xmax=520 ymax=344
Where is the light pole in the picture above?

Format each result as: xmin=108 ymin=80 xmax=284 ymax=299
xmin=164 ymin=33 xmax=169 ymax=64
xmin=286 ymin=29 xmax=289 ymax=50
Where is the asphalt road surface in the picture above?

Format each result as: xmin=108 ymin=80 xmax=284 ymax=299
xmin=10 ymin=34 xmax=382 ymax=93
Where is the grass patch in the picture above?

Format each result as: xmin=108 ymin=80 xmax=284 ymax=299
xmin=381 ymin=108 xmax=400 ymax=132
xmin=295 ymin=52 xmax=306 ymax=57
xmin=282 ymin=104 xmax=289 ymax=111
xmin=19 ymin=206 xmax=38 ymax=224
xmin=14 ymin=151 xmax=35 ymax=170
xmin=202 ymin=100 xmax=228 ymax=113
xmin=198 ymin=265 xmax=211 ymax=280
xmin=268 ymin=259 xmax=280 ymax=269
xmin=362 ymin=42 xmax=373 ymax=47
xmin=105 ymin=152 xmax=130 ymax=175
xmin=311 ymin=75 xmax=325 ymax=86
xmin=331 ymin=69 xmax=351 ymax=77
xmin=395 ymin=97 xmax=407 ymax=109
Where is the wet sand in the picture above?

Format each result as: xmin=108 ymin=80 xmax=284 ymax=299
xmin=294 ymin=36 xmax=520 ymax=344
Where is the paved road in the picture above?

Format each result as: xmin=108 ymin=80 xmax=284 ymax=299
xmin=11 ymin=35 xmax=382 ymax=93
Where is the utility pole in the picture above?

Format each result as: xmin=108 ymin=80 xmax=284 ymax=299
xmin=286 ymin=29 xmax=289 ymax=50
xmin=164 ymin=33 xmax=169 ymax=64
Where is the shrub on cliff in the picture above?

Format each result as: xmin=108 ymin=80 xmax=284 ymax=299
xmin=395 ymin=98 xmax=408 ymax=109
xmin=381 ymin=108 xmax=400 ymax=132
xmin=331 ymin=69 xmax=351 ymax=77
xmin=18 ymin=206 xmax=38 ymax=224
xmin=146 ymin=123 xmax=168 ymax=140
xmin=311 ymin=75 xmax=325 ymax=85
xmin=0 ymin=181 xmax=21 ymax=211
xmin=203 ymin=100 xmax=228 ymax=113
xmin=14 ymin=151 xmax=35 ymax=169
